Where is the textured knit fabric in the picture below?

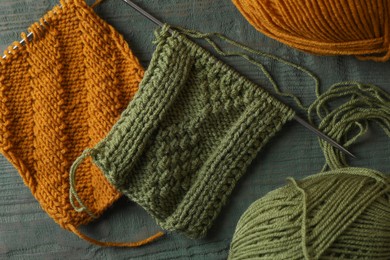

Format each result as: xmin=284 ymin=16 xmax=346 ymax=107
xmin=232 ymin=0 xmax=390 ymax=62
xmin=73 ymin=25 xmax=295 ymax=238
xmin=0 ymin=0 xmax=143 ymax=232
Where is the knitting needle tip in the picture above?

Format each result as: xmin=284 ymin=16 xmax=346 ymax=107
xmin=293 ymin=115 xmax=357 ymax=159
xmin=122 ymin=0 xmax=164 ymax=27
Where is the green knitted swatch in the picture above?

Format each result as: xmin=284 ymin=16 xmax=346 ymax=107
xmin=71 ymin=25 xmax=295 ymax=238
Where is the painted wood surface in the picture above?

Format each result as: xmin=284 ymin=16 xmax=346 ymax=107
xmin=0 ymin=0 xmax=389 ymax=259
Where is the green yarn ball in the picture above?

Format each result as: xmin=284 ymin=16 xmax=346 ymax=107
xmin=229 ymin=168 xmax=390 ymax=260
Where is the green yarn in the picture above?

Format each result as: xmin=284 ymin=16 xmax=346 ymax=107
xmin=70 ymin=25 xmax=296 ymax=238
xmin=69 ymin=148 xmax=97 ymax=219
xmin=307 ymin=81 xmax=390 ymax=170
xmin=229 ymin=82 xmax=390 ymax=259
xmin=229 ymin=168 xmax=390 ymax=260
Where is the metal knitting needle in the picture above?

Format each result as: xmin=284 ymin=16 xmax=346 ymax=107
xmin=294 ymin=115 xmax=356 ymax=158
xmin=123 ymin=0 xmax=163 ymax=28
xmin=2 ymin=6 xmax=61 ymax=60
xmin=1 ymin=32 xmax=33 ymax=59
xmin=121 ymin=0 xmax=356 ymax=159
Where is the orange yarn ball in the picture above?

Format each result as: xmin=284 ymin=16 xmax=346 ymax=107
xmin=232 ymin=0 xmax=390 ymax=61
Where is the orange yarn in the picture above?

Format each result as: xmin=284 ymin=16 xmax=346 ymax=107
xmin=0 ymin=0 xmax=159 ymax=246
xmin=69 ymin=226 xmax=164 ymax=247
xmin=232 ymin=0 xmax=390 ymax=61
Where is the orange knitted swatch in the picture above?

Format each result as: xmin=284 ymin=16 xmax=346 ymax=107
xmin=0 ymin=0 xmax=143 ymax=240
xmin=232 ymin=0 xmax=390 ymax=62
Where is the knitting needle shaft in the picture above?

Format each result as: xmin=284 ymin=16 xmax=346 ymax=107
xmin=1 ymin=32 xmax=33 ymax=59
xmin=294 ymin=115 xmax=356 ymax=158
xmin=2 ymin=12 xmax=55 ymax=59
xmin=124 ymin=0 xmax=356 ymax=158
xmin=2 ymin=5 xmax=62 ymax=59
xmin=122 ymin=0 xmax=164 ymax=28
xmin=122 ymin=0 xmax=174 ymax=34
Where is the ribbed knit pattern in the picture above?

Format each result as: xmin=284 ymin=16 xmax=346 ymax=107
xmin=84 ymin=26 xmax=295 ymax=238
xmin=0 ymin=0 xmax=143 ymax=231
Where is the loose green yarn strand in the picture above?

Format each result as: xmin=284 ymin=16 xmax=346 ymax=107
xmin=69 ymin=148 xmax=98 ymax=219
xmin=307 ymin=81 xmax=390 ymax=170
xmin=288 ymin=178 xmax=311 ymax=260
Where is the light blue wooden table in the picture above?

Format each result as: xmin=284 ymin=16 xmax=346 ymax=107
xmin=0 ymin=0 xmax=389 ymax=259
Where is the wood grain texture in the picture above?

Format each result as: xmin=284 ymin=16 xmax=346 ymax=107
xmin=0 ymin=0 xmax=389 ymax=259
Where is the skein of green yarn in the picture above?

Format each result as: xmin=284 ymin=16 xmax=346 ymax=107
xmin=229 ymin=168 xmax=390 ymax=259
xmin=229 ymin=82 xmax=390 ymax=259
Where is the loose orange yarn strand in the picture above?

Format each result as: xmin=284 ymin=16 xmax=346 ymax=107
xmin=69 ymin=225 xmax=165 ymax=247
xmin=68 ymin=150 xmax=166 ymax=248
xmin=232 ymin=0 xmax=390 ymax=61
xmin=91 ymin=0 xmax=105 ymax=9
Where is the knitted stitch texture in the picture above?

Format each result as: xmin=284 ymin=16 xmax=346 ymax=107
xmin=0 ymin=0 xmax=143 ymax=231
xmin=73 ymin=26 xmax=295 ymax=238
xmin=229 ymin=168 xmax=390 ymax=259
